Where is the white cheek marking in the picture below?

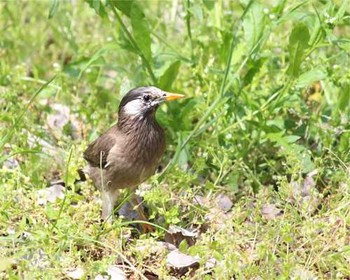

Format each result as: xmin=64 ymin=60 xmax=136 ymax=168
xmin=124 ymin=99 xmax=143 ymax=115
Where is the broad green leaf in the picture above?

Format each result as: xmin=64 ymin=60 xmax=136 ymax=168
xmin=159 ymin=60 xmax=181 ymax=90
xmin=266 ymin=119 xmax=285 ymax=130
xmin=300 ymin=152 xmax=314 ymax=173
xmin=273 ymin=0 xmax=288 ymax=18
xmin=266 ymin=131 xmax=289 ymax=148
xmin=277 ymin=1 xmax=308 ymax=24
xmin=295 ymin=68 xmax=327 ymax=88
xmin=130 ymin=3 xmax=152 ymax=64
xmin=110 ymin=0 xmax=133 ymax=17
xmin=287 ymin=23 xmax=310 ymax=77
xmin=322 ymin=79 xmax=339 ymax=105
xmin=85 ymin=0 xmax=108 ymax=20
xmin=267 ymin=132 xmax=300 ymax=148
xmin=203 ymin=0 xmax=215 ymax=10
xmin=285 ymin=135 xmax=301 ymax=143
xmin=48 ymin=0 xmax=59 ymax=19
xmin=242 ymin=3 xmax=265 ymax=52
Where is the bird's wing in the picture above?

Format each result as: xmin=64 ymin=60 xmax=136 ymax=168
xmin=83 ymin=126 xmax=118 ymax=168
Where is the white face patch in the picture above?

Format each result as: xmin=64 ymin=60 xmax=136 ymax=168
xmin=123 ymin=98 xmax=144 ymax=116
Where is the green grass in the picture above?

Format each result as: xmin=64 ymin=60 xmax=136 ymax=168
xmin=1 ymin=0 xmax=350 ymax=278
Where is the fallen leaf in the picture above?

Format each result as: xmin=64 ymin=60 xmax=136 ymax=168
xmin=205 ymin=257 xmax=217 ymax=269
xmin=46 ymin=104 xmax=70 ymax=137
xmin=37 ymin=185 xmax=65 ymax=205
xmin=3 ymin=157 xmax=19 ymax=169
xmin=46 ymin=103 xmax=82 ymax=140
xmin=261 ymin=204 xmax=282 ymax=220
xmin=94 ymin=274 xmax=108 ymax=280
xmin=289 ymin=169 xmax=320 ymax=214
xmin=165 ymin=225 xmax=198 ymax=247
xmin=302 ymin=169 xmax=317 ymax=197
xmin=216 ymin=194 xmax=233 ymax=212
xmin=168 ymin=225 xmax=198 ymax=237
xmin=66 ymin=267 xmax=85 ymax=279
xmin=107 ymin=265 xmax=127 ymax=280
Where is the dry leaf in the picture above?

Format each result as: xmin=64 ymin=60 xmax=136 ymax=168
xmin=46 ymin=103 xmax=82 ymax=140
xmin=261 ymin=204 xmax=282 ymax=220
xmin=37 ymin=185 xmax=65 ymax=205
xmin=216 ymin=194 xmax=233 ymax=212
xmin=107 ymin=265 xmax=127 ymax=280
xmin=94 ymin=274 xmax=108 ymax=280
xmin=205 ymin=257 xmax=217 ymax=269
xmin=168 ymin=225 xmax=198 ymax=237
xmin=165 ymin=225 xmax=198 ymax=247
xmin=166 ymin=250 xmax=200 ymax=269
xmin=66 ymin=267 xmax=85 ymax=279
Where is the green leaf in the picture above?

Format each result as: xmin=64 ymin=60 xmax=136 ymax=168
xmin=337 ymin=84 xmax=350 ymax=111
xmin=85 ymin=0 xmax=108 ymax=20
xmin=130 ymin=3 xmax=152 ymax=64
xmin=266 ymin=131 xmax=290 ymax=149
xmin=335 ymin=0 xmax=349 ymax=21
xmin=179 ymin=239 xmax=189 ymax=252
xmin=203 ymin=0 xmax=215 ymax=10
xmin=295 ymin=68 xmax=327 ymax=88
xmin=77 ymin=43 xmax=118 ymax=79
xmin=285 ymin=135 xmax=301 ymax=143
xmin=287 ymin=23 xmax=310 ymax=77
xmin=242 ymin=3 xmax=265 ymax=52
xmin=110 ymin=0 xmax=133 ymax=17
xmin=300 ymin=152 xmax=314 ymax=173
xmin=159 ymin=60 xmax=181 ymax=90
xmin=48 ymin=0 xmax=59 ymax=19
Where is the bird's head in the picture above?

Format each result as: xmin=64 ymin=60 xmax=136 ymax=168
xmin=118 ymin=86 xmax=184 ymax=119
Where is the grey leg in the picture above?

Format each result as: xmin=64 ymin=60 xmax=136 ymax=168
xmin=101 ymin=188 xmax=120 ymax=220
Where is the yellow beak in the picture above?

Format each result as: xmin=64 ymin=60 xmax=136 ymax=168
xmin=164 ymin=92 xmax=185 ymax=101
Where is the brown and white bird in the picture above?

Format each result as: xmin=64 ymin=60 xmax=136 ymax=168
xmin=83 ymin=86 xmax=184 ymax=221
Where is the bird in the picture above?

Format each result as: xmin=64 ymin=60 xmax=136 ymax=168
xmin=82 ymin=86 xmax=184 ymax=224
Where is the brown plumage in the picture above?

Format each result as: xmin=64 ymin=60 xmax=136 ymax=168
xmin=83 ymin=86 xmax=184 ymax=220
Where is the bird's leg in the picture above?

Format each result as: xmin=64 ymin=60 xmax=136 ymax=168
xmin=101 ymin=188 xmax=120 ymax=221
xmin=131 ymin=194 xmax=154 ymax=233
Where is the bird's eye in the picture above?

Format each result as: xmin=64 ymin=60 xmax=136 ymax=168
xmin=143 ymin=94 xmax=151 ymax=102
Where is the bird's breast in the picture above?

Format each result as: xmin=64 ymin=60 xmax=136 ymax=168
xmin=127 ymin=123 xmax=165 ymax=167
